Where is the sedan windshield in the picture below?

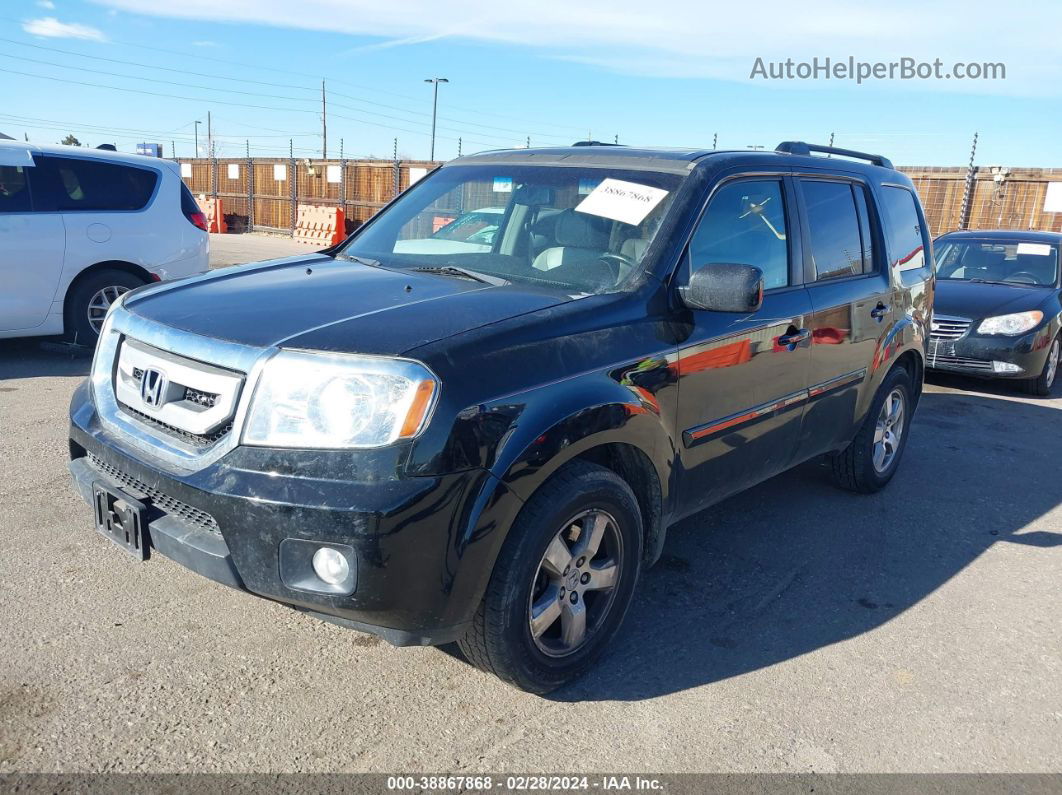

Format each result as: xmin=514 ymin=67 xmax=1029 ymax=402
xmin=338 ymin=164 xmax=684 ymax=294
xmin=935 ymin=239 xmax=1059 ymax=287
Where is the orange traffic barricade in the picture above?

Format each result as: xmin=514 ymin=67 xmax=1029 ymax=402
xmin=294 ymin=204 xmax=346 ymax=247
xmin=195 ymin=196 xmax=227 ymax=233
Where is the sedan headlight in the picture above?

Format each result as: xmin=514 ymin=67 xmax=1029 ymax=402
xmin=977 ymin=310 xmax=1044 ymax=336
xmin=242 ymin=350 xmax=438 ymax=449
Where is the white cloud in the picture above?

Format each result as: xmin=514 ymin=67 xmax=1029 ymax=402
xmin=89 ymin=0 xmax=1062 ymax=93
xmin=191 ymin=40 xmax=219 ymax=47
xmin=36 ymin=0 xmax=56 ymax=9
xmin=22 ymin=16 xmax=107 ymax=41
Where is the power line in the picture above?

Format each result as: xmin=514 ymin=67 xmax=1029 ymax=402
xmin=0 ymin=36 xmax=318 ymax=92
xmin=0 ymin=51 xmax=318 ymax=103
xmin=0 ymin=37 xmax=573 ymax=142
xmin=0 ymin=27 xmax=589 ymax=135
xmin=0 ymin=52 xmax=524 ymax=147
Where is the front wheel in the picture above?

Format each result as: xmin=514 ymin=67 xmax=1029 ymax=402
xmin=1019 ymin=335 xmax=1059 ymax=397
xmin=458 ymin=461 xmax=643 ymax=694
xmin=830 ymin=366 xmax=914 ymax=493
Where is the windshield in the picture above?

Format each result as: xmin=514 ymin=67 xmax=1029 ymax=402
xmin=935 ymin=239 xmax=1059 ymax=287
xmin=338 ymin=164 xmax=684 ymax=294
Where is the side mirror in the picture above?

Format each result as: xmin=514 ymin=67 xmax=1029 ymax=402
xmin=679 ymin=263 xmax=764 ymax=312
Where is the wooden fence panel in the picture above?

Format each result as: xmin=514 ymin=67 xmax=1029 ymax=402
xmin=175 ymin=158 xmax=1062 ymax=237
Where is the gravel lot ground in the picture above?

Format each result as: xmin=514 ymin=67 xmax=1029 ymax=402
xmin=0 ymin=234 xmax=1059 ymax=773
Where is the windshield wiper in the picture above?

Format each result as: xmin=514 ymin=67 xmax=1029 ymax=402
xmin=334 ymin=253 xmax=382 ymax=267
xmin=968 ymin=278 xmax=1023 ymax=286
xmin=410 ymin=266 xmax=509 ymax=286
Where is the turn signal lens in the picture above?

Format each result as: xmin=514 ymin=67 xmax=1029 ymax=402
xmin=399 ymin=380 xmax=437 ymax=439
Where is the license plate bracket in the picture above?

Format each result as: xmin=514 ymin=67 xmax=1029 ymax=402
xmin=92 ymin=481 xmax=149 ymax=560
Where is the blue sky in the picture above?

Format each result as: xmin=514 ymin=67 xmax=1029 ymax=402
xmin=2 ymin=0 xmax=1060 ymax=165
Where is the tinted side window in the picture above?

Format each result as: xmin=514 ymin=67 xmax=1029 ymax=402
xmin=688 ymin=179 xmax=789 ymax=290
xmin=30 ymin=156 xmax=158 ymax=212
xmin=852 ymin=185 xmax=875 ymax=273
xmin=879 ymin=186 xmax=926 ymax=270
xmin=801 ymin=180 xmax=863 ymax=281
xmin=0 ymin=166 xmax=31 ymax=213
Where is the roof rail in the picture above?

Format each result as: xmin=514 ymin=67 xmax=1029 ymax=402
xmin=572 ymin=140 xmax=624 ymax=147
xmin=775 ymin=141 xmax=893 ymax=170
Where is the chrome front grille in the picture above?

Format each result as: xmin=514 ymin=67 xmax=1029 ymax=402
xmin=114 ymin=337 xmax=244 ymax=451
xmin=930 ymin=315 xmax=972 ymax=340
xmin=87 ymin=453 xmax=219 ymax=533
xmin=118 ymin=403 xmax=234 ymax=448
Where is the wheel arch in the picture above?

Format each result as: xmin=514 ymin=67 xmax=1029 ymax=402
xmin=63 ymin=260 xmax=154 ymax=321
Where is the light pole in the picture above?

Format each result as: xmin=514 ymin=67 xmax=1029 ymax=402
xmin=194 ymin=120 xmax=202 ymax=157
xmin=424 ymin=77 xmax=448 ymax=161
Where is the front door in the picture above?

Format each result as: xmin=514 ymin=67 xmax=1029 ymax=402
xmin=674 ymin=175 xmax=812 ymax=515
xmin=0 ymin=162 xmax=65 ymax=332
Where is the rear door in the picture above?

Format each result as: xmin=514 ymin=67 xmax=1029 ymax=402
xmin=0 ymin=156 xmax=66 ymax=331
xmin=795 ymin=174 xmax=892 ymax=457
xmin=674 ymin=173 xmax=813 ymax=514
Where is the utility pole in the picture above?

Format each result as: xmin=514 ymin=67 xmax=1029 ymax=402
xmin=321 ymin=79 xmax=328 ymax=159
xmin=712 ymin=133 xmax=717 ymax=150
xmin=614 ymin=134 xmax=619 ymax=145
xmin=526 ymin=135 xmax=531 ymax=149
xmin=458 ymin=137 xmax=462 ymax=157
xmin=171 ymin=140 xmax=175 ymax=159
xmin=207 ymin=111 xmax=212 ymax=160
xmin=194 ymin=120 xmax=201 ymax=157
xmin=424 ymin=77 xmax=448 ymax=161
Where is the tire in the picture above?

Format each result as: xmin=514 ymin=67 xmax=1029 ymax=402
xmin=64 ymin=269 xmax=146 ymax=346
xmin=1019 ymin=335 xmax=1059 ymax=397
xmin=830 ymin=366 xmax=914 ymax=494
xmin=458 ymin=460 xmax=643 ymax=694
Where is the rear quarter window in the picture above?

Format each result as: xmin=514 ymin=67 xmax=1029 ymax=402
xmin=879 ymin=186 xmax=927 ymax=270
xmin=30 ymin=156 xmax=159 ymax=212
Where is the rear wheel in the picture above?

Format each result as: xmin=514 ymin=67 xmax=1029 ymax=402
xmin=1019 ymin=335 xmax=1059 ymax=397
xmin=830 ymin=366 xmax=914 ymax=493
xmin=65 ymin=269 xmax=146 ymax=346
xmin=458 ymin=460 xmax=642 ymax=694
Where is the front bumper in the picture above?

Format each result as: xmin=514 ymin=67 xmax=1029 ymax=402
xmin=68 ymin=381 xmax=519 ymax=646
xmin=926 ymin=328 xmax=1052 ymax=379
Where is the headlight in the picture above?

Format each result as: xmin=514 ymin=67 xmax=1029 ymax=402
xmin=977 ymin=310 xmax=1044 ymax=336
xmin=242 ymin=350 xmax=438 ymax=449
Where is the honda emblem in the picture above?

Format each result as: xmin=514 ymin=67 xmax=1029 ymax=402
xmin=140 ymin=368 xmax=168 ymax=409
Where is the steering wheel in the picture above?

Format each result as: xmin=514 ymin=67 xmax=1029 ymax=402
xmin=595 ymin=253 xmax=637 ymax=284
xmin=1006 ymin=272 xmax=1041 ymax=284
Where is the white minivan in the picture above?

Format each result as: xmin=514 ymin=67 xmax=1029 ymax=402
xmin=0 ymin=140 xmax=208 ymax=344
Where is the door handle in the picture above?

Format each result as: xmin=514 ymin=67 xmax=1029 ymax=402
xmin=778 ymin=328 xmax=811 ymax=348
xmin=870 ymin=303 xmax=889 ymax=320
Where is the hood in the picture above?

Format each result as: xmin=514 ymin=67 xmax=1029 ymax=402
xmin=934 ymin=279 xmax=1054 ymax=320
xmin=124 ymin=254 xmax=569 ymax=355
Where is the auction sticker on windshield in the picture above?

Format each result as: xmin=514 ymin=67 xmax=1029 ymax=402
xmin=575 ymin=178 xmax=669 ymax=225
xmin=1016 ymin=243 xmax=1053 ymax=256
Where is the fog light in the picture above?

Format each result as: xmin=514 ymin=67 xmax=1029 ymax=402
xmin=312 ymin=547 xmax=350 ymax=585
xmin=992 ymin=361 xmax=1023 ymax=374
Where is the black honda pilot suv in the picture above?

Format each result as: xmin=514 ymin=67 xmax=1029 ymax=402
xmin=69 ymin=142 xmax=933 ymax=693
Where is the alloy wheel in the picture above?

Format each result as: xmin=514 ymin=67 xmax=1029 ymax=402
xmin=1046 ymin=339 xmax=1059 ymax=389
xmin=527 ymin=509 xmax=623 ymax=658
xmin=86 ymin=285 xmax=131 ymax=334
xmin=872 ymin=388 xmax=906 ymax=474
